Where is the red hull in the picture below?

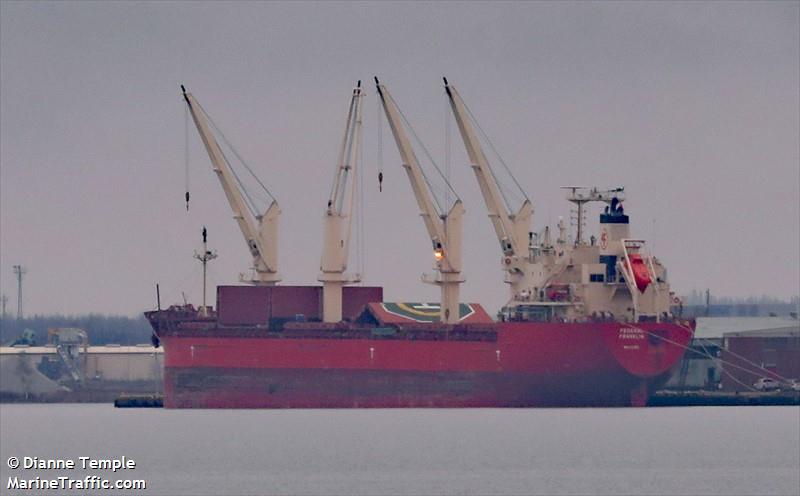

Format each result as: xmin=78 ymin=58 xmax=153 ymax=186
xmin=155 ymin=321 xmax=693 ymax=408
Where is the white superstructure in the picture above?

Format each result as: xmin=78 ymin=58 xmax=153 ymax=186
xmin=444 ymin=79 xmax=676 ymax=323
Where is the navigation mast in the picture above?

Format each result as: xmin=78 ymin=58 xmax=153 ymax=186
xmin=194 ymin=227 xmax=218 ymax=317
xmin=181 ymin=86 xmax=280 ymax=285
xmin=375 ymin=78 xmax=464 ymax=324
xmin=563 ymin=186 xmax=625 ymax=246
xmin=319 ymin=81 xmax=364 ymax=323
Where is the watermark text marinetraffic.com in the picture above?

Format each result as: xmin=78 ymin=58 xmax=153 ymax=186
xmin=6 ymin=456 xmax=146 ymax=491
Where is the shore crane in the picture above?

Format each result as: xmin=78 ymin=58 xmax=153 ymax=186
xmin=181 ymin=86 xmax=281 ymax=285
xmin=443 ymin=78 xmax=540 ymax=302
xmin=319 ymin=82 xmax=364 ymax=323
xmin=375 ymin=78 xmax=464 ymax=324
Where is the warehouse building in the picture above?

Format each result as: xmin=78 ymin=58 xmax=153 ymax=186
xmin=721 ymin=325 xmax=800 ymax=391
xmin=1 ymin=344 xmax=162 ymax=401
xmin=664 ymin=317 xmax=799 ymax=391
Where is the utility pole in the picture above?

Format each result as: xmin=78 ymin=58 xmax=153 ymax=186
xmin=194 ymin=227 xmax=217 ymax=317
xmin=12 ymin=265 xmax=26 ymax=320
xmin=1 ymin=294 xmax=7 ymax=319
xmin=705 ymin=288 xmax=711 ymax=317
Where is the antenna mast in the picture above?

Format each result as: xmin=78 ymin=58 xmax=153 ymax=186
xmin=194 ymin=227 xmax=218 ymax=317
xmin=563 ymin=187 xmax=625 ymax=246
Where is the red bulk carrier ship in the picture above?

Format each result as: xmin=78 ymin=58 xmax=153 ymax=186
xmin=146 ymin=79 xmax=693 ymax=408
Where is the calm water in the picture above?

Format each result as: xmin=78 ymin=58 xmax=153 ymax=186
xmin=0 ymin=404 xmax=798 ymax=495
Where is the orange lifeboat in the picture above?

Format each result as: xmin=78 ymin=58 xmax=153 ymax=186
xmin=628 ymin=254 xmax=652 ymax=293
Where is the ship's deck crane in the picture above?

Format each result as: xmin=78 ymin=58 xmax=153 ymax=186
xmin=443 ymin=78 xmax=535 ymax=299
xmin=375 ymin=78 xmax=464 ymax=324
xmin=181 ymin=86 xmax=280 ymax=285
xmin=319 ymin=82 xmax=363 ymax=323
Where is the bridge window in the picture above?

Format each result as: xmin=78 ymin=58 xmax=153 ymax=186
xmin=590 ymin=274 xmax=605 ymax=282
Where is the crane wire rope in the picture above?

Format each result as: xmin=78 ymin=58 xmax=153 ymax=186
xmin=459 ymin=93 xmax=530 ymax=210
xmin=444 ymin=94 xmax=451 ymax=210
xmin=340 ymin=98 xmax=358 ymax=214
xmin=377 ymin=89 xmax=383 ymax=193
xmin=697 ymin=336 xmax=793 ymax=383
xmin=194 ymin=100 xmax=277 ymax=212
xmin=357 ymin=110 xmax=365 ymax=281
xmin=695 ymin=339 xmax=758 ymax=392
xmin=190 ymin=102 xmax=262 ymax=217
xmin=387 ymin=91 xmax=460 ymax=215
xmin=641 ymin=327 xmax=791 ymax=384
xmin=184 ymin=104 xmax=190 ymax=211
xmin=329 ymin=95 xmax=358 ymax=213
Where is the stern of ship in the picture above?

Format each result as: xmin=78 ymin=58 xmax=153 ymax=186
xmin=601 ymin=320 xmax=695 ymax=406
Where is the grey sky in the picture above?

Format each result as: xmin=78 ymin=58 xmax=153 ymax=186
xmin=1 ymin=1 xmax=798 ymax=316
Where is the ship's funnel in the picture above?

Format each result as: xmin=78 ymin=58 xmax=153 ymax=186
xmin=598 ymin=197 xmax=630 ymax=282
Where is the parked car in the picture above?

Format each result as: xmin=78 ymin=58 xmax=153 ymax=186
xmin=753 ymin=378 xmax=781 ymax=391
xmin=782 ymin=379 xmax=800 ymax=392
